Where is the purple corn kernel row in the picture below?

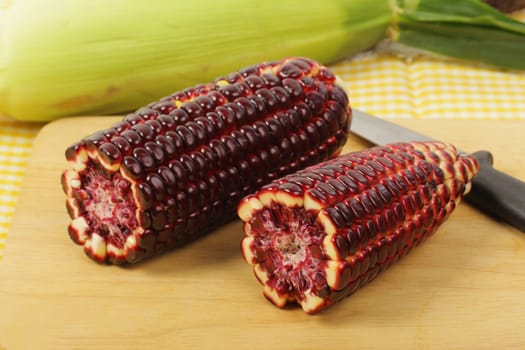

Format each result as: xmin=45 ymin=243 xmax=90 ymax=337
xmin=238 ymin=141 xmax=479 ymax=314
xmin=61 ymin=57 xmax=351 ymax=264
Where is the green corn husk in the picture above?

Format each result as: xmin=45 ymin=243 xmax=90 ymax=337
xmin=0 ymin=0 xmax=391 ymax=122
xmin=391 ymin=0 xmax=525 ymax=70
xmin=1 ymin=0 xmax=524 ymax=122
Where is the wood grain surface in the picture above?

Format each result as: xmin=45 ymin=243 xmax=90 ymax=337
xmin=0 ymin=117 xmax=524 ymax=350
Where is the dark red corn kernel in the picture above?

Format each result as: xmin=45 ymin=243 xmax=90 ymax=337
xmin=124 ymin=113 xmax=144 ymax=125
xmin=300 ymin=76 xmax=315 ymax=90
xmin=136 ymin=182 xmax=155 ymax=210
xmin=263 ymin=119 xmax=283 ymax=141
xmin=132 ymin=147 xmax=156 ymax=173
xmin=246 ymin=95 xmax=267 ymax=119
xmin=168 ymin=160 xmax=188 ymax=186
xmin=279 ymin=138 xmax=293 ymax=162
xmin=318 ymin=67 xmax=336 ymax=82
xmin=101 ymin=127 xmax=119 ymax=141
xmin=238 ymin=82 xmax=251 ymax=97
xmin=179 ymin=154 xmax=200 ymax=182
xmin=294 ymin=57 xmax=315 ymax=70
xmin=244 ymin=75 xmax=265 ymax=90
xmin=235 ymin=97 xmax=257 ymax=126
xmin=174 ymin=191 xmax=188 ymax=218
xmin=186 ymin=121 xmax=207 ymax=146
xmin=205 ymin=112 xmax=226 ymax=134
xmin=239 ymin=125 xmax=262 ymax=150
xmin=220 ymin=84 xmax=244 ymax=100
xmin=272 ymin=111 xmax=291 ymax=135
xmin=145 ymin=119 xmax=163 ymax=136
xmin=334 ymin=201 xmax=355 ymax=224
xmin=170 ymin=91 xmax=187 ymax=101
xmin=271 ymin=86 xmax=290 ymax=107
xmin=360 ymin=194 xmax=377 ymax=216
xmin=120 ymin=129 xmax=143 ymax=148
xmin=313 ymin=118 xmax=330 ymax=142
xmin=315 ymin=81 xmax=329 ymax=102
xmin=97 ymin=142 xmax=122 ymax=166
xmin=259 ymin=149 xmax=271 ymax=171
xmin=224 ymin=102 xmax=246 ymax=127
xmin=111 ymin=136 xmax=133 ymax=156
xmin=261 ymin=73 xmax=281 ymax=87
xmin=180 ymin=101 xmax=203 ymax=119
xmin=154 ymin=135 xmax=177 ymax=159
xmin=305 ymin=91 xmax=324 ymax=114
xmin=194 ymin=116 xmax=217 ymax=138
xmin=137 ymin=107 xmax=160 ymax=120
xmin=165 ymin=197 xmax=178 ymax=224
xmin=65 ymin=142 xmax=85 ymax=162
xmin=239 ymin=141 xmax=478 ymax=314
xmin=193 ymin=95 xmax=215 ymax=112
xmin=144 ymin=141 xmax=166 ymax=165
xmin=206 ymin=90 xmax=227 ymax=106
xmin=170 ymin=108 xmax=191 ymax=124
xmin=267 ymin=145 xmax=281 ymax=165
xmin=255 ymin=88 xmax=278 ymax=112
xmin=238 ymin=64 xmax=259 ymax=78
xmin=212 ymin=110 xmax=234 ymax=136
xmin=226 ymin=72 xmax=242 ymax=83
xmin=122 ymin=156 xmax=143 ymax=180
xmin=151 ymin=101 xmax=176 ymax=115
xmin=221 ymin=135 xmax=243 ymax=163
xmin=157 ymin=166 xmax=177 ymax=195
xmin=231 ymin=130 xmax=250 ymax=151
xmin=192 ymin=151 xmax=210 ymax=179
xmin=63 ymin=57 xmax=350 ymax=265
xmin=282 ymin=78 xmax=304 ymax=99
xmin=294 ymin=102 xmax=313 ymax=124
xmin=277 ymin=62 xmax=303 ymax=79
xmin=138 ymin=209 xmax=152 ymax=229
xmin=150 ymin=206 xmax=168 ymax=232
xmin=112 ymin=121 xmax=132 ymax=134
xmin=375 ymin=156 xmax=396 ymax=171
xmin=208 ymin=139 xmax=229 ymax=165
xmin=147 ymin=173 xmax=166 ymax=202
xmin=164 ymin=130 xmax=185 ymax=154
xmin=198 ymin=145 xmax=217 ymax=169
xmin=175 ymin=125 xmax=197 ymax=150
xmin=304 ymin=123 xmax=321 ymax=148
xmin=329 ymin=84 xmax=349 ymax=107
xmin=288 ymin=133 xmax=303 ymax=156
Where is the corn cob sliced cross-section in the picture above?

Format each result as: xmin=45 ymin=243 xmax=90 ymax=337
xmin=238 ymin=141 xmax=479 ymax=314
xmin=61 ymin=57 xmax=351 ymax=264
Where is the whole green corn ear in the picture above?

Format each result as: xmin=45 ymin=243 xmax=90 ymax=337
xmin=0 ymin=0 xmax=390 ymax=122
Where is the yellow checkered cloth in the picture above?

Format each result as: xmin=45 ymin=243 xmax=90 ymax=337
xmin=1 ymin=52 xmax=525 ymax=260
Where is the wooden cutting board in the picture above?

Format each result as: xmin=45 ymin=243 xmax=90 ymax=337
xmin=1 ymin=117 xmax=524 ymax=350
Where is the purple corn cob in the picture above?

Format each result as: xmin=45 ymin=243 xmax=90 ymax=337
xmin=238 ymin=141 xmax=479 ymax=314
xmin=61 ymin=57 xmax=351 ymax=264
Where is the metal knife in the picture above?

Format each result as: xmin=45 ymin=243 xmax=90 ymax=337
xmin=350 ymin=109 xmax=525 ymax=233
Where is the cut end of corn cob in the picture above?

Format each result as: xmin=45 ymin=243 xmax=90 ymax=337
xmin=61 ymin=57 xmax=351 ymax=264
xmin=238 ymin=141 xmax=479 ymax=314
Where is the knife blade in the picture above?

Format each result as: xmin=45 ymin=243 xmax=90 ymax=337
xmin=349 ymin=108 xmax=525 ymax=233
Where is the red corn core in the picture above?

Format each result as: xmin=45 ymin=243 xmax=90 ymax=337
xmin=253 ymin=204 xmax=327 ymax=298
xmin=82 ymin=165 xmax=137 ymax=248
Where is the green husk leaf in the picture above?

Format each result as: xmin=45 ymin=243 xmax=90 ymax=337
xmin=391 ymin=0 xmax=525 ymax=69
